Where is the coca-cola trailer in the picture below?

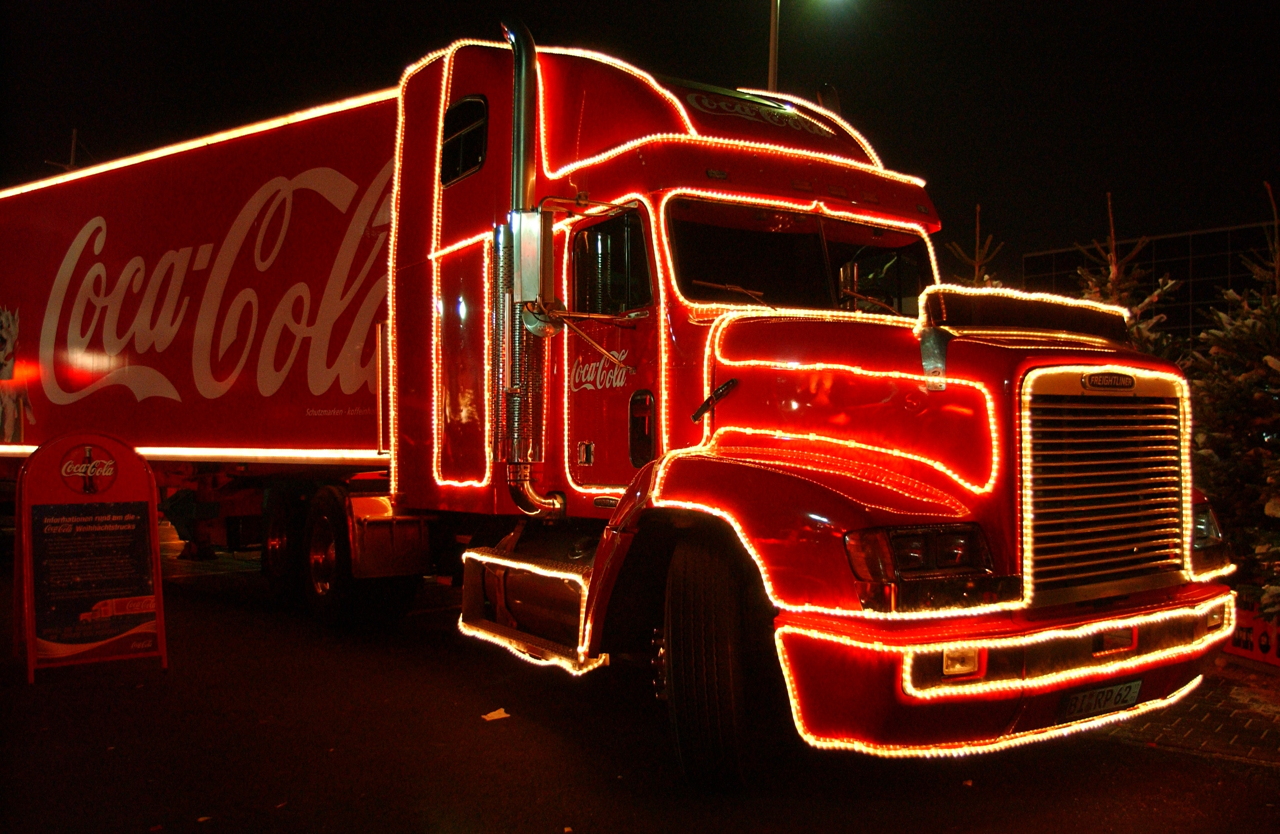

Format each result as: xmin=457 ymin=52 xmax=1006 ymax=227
xmin=0 ymin=23 xmax=1236 ymax=781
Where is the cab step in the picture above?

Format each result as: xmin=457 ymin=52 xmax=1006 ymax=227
xmin=458 ymin=547 xmax=606 ymax=674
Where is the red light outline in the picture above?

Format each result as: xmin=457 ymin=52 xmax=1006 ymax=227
xmin=914 ymin=285 xmax=1132 ymax=337
xmin=1018 ymin=365 xmax=1204 ymax=600
xmin=706 ymin=310 xmax=1000 ymax=495
xmin=650 ymin=446 xmax=1027 ymax=620
xmin=0 ymin=446 xmax=387 ymax=464
xmin=775 ymin=647 xmax=1206 ymax=758
xmin=457 ymin=548 xmax=608 ymax=674
xmin=772 ymin=593 xmax=1231 ymax=755
xmin=528 ymin=48 xmax=921 ymax=185
xmin=0 ymin=90 xmax=398 ymax=201
xmin=656 ymin=189 xmax=940 ymax=320
xmin=429 ymin=235 xmax=494 ymax=488
xmin=699 ymin=440 xmax=970 ymax=518
xmin=388 ymin=39 xmax=501 ymax=495
xmin=389 ymin=44 xmax=936 ymax=497
xmin=735 ymin=87 xmax=884 ymax=169
xmin=897 ymin=596 xmax=1234 ymax=700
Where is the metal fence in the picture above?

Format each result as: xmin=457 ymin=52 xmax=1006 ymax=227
xmin=1022 ymin=222 xmax=1275 ymax=338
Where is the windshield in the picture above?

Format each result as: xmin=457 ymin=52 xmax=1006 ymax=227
xmin=666 ymin=198 xmax=935 ymax=314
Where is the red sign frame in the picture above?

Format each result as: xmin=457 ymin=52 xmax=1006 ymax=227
xmin=13 ymin=432 xmax=167 ymax=682
xmin=1225 ymin=599 xmax=1280 ymax=669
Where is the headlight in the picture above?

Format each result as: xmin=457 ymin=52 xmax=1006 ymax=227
xmin=845 ymin=524 xmax=991 ymax=580
xmin=843 ymin=529 xmax=893 ymax=583
xmin=888 ymin=526 xmax=986 ymax=575
xmin=844 ymin=525 xmax=1020 ymax=613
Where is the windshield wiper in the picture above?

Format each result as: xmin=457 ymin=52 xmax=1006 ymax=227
xmin=840 ymin=289 xmax=907 ymax=317
xmin=692 ymin=279 xmax=777 ymax=310
xmin=690 ymin=378 xmax=739 ymax=422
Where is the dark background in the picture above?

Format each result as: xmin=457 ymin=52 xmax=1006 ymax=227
xmin=4 ymin=1 xmax=1277 ymax=277
xmin=4 ymin=561 xmax=1279 ymax=833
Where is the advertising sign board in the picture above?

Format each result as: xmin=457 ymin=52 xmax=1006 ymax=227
xmin=1225 ymin=598 xmax=1280 ymax=670
xmin=13 ymin=433 xmax=167 ymax=682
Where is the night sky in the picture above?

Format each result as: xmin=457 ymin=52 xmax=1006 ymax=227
xmin=4 ymin=1 xmax=1277 ymax=279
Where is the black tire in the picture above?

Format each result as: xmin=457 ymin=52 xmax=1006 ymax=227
xmin=303 ymin=485 xmax=355 ymax=624
xmin=261 ymin=488 xmax=306 ymax=604
xmin=663 ymin=535 xmax=785 ymax=788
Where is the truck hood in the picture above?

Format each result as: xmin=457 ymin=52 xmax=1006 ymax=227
xmin=701 ymin=313 xmax=1155 ymax=516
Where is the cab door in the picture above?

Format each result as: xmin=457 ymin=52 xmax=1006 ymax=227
xmin=565 ymin=209 xmax=658 ymax=490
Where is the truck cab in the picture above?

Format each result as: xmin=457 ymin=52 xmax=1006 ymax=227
xmin=0 ymin=22 xmax=1235 ymax=786
xmin=387 ymin=29 xmax=1235 ymax=781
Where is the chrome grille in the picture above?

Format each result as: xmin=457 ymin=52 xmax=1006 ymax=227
xmin=1026 ymin=391 xmax=1187 ymax=604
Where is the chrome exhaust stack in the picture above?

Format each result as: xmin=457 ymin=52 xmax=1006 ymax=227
xmin=495 ymin=20 xmax=564 ymax=518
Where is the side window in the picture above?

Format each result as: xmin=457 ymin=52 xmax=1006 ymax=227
xmin=572 ymin=211 xmax=652 ymax=314
xmin=439 ymin=97 xmax=487 ymax=186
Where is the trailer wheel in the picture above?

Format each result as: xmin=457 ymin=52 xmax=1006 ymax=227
xmin=261 ymin=488 xmax=305 ymax=604
xmin=663 ymin=535 xmax=783 ymax=787
xmin=303 ymin=486 xmax=355 ymax=623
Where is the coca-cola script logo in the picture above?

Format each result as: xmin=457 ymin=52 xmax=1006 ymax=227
xmin=685 ymin=93 xmax=835 ymax=137
xmin=40 ymin=159 xmax=395 ymax=404
xmin=571 ymin=350 xmax=632 ymax=392
xmin=60 ymin=444 xmax=118 ymax=494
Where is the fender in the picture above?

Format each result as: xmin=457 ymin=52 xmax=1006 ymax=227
xmin=583 ymin=445 xmax=976 ymax=653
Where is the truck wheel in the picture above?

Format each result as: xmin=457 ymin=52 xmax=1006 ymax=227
xmin=663 ymin=536 xmax=782 ymax=787
xmin=303 ymin=486 xmax=355 ymax=624
xmin=261 ymin=488 xmax=305 ymax=604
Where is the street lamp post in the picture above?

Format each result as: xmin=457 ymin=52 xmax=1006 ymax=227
xmin=768 ymin=0 xmax=780 ymax=91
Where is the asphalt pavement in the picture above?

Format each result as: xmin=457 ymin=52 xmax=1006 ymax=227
xmin=1102 ymin=653 xmax=1280 ymax=767
xmin=3 ymin=550 xmax=1279 ymax=834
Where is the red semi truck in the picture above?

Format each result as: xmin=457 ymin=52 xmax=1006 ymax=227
xmin=1 ymin=23 xmax=1237 ymax=780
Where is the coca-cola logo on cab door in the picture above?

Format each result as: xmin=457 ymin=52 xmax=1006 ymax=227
xmin=571 ymin=350 xmax=632 ymax=392
xmin=60 ymin=444 xmax=118 ymax=494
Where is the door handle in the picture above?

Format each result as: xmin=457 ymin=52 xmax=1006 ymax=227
xmin=629 ymin=389 xmax=655 ymax=467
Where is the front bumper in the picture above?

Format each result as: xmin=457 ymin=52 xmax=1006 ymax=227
xmin=774 ymin=583 xmax=1234 ymax=757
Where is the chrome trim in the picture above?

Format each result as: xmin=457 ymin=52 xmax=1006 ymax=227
xmin=495 ymin=21 xmax=562 ymax=519
xmin=1022 ymin=368 xmax=1190 ymax=605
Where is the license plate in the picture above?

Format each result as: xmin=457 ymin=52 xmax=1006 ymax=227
xmin=1061 ymin=680 xmax=1142 ymax=720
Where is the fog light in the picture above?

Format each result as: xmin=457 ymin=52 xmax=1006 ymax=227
xmin=942 ymin=647 xmax=980 ymax=677
xmin=1207 ymin=607 xmax=1225 ymax=630
xmin=1093 ymin=627 xmax=1136 ymax=656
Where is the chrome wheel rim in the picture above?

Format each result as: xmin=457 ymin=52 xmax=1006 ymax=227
xmin=308 ymin=515 xmax=336 ymax=596
xmin=264 ymin=514 xmax=288 ymax=578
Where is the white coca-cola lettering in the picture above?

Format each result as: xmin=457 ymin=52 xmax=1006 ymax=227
xmin=257 ymin=160 xmax=393 ymax=397
xmin=194 ymin=167 xmax=356 ymax=398
xmin=41 ymin=220 xmax=183 ymax=403
xmin=60 ymin=459 xmax=116 ymax=478
xmin=571 ymin=350 xmax=632 ymax=391
xmin=685 ymin=92 xmax=834 ymax=137
xmin=40 ymin=159 xmax=394 ymax=404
